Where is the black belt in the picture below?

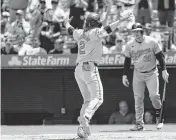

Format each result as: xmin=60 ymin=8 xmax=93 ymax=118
xmin=76 ymin=61 xmax=98 ymax=67
xmin=140 ymin=67 xmax=156 ymax=73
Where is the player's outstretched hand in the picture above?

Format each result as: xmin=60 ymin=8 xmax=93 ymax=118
xmin=119 ymin=11 xmax=134 ymax=23
xmin=64 ymin=16 xmax=73 ymax=26
xmin=162 ymin=70 xmax=169 ymax=83
xmin=122 ymin=75 xmax=130 ymax=87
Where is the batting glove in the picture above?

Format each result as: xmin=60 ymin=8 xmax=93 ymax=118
xmin=122 ymin=75 xmax=129 ymax=87
xmin=162 ymin=70 xmax=169 ymax=83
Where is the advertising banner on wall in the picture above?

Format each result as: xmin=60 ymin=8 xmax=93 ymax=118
xmin=1 ymin=51 xmax=176 ymax=68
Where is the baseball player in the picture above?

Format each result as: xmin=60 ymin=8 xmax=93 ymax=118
xmin=65 ymin=12 xmax=133 ymax=138
xmin=122 ymin=23 xmax=169 ymax=131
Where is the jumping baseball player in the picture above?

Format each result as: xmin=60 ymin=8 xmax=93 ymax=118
xmin=122 ymin=23 xmax=169 ymax=131
xmin=65 ymin=11 xmax=133 ymax=138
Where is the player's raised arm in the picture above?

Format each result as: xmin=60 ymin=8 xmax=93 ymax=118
xmin=64 ymin=16 xmax=75 ymax=36
xmin=97 ymin=12 xmax=134 ymax=38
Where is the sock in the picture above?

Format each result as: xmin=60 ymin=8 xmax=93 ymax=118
xmin=156 ymin=109 xmax=161 ymax=118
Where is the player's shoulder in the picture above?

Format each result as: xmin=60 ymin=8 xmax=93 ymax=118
xmin=73 ymin=29 xmax=84 ymax=39
xmin=74 ymin=29 xmax=84 ymax=34
xmin=88 ymin=27 xmax=101 ymax=33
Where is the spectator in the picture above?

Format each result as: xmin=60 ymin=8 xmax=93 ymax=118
xmin=134 ymin=0 xmax=152 ymax=25
xmin=26 ymin=38 xmax=47 ymax=55
xmin=51 ymin=0 xmax=65 ymax=23
xmin=68 ymin=0 xmax=88 ymax=29
xmin=109 ymin=100 xmax=135 ymax=124
xmin=13 ymin=35 xmax=25 ymax=52
xmin=110 ymin=36 xmax=125 ymax=54
xmin=86 ymin=0 xmax=97 ymax=12
xmin=18 ymin=39 xmax=33 ymax=55
xmin=161 ymin=30 xmax=176 ymax=52
xmin=157 ymin=0 xmax=176 ymax=50
xmin=144 ymin=23 xmax=152 ymax=36
xmin=18 ymin=38 xmax=47 ymax=55
xmin=1 ymin=0 xmax=10 ymax=12
xmin=40 ymin=3 xmax=62 ymax=53
xmin=1 ymin=37 xmax=18 ymax=55
xmin=1 ymin=11 xmax=10 ymax=34
xmin=49 ymin=38 xmax=64 ymax=54
xmin=27 ymin=0 xmax=47 ymax=31
xmin=157 ymin=0 xmax=175 ymax=27
xmin=8 ymin=10 xmax=30 ymax=39
xmin=144 ymin=111 xmax=154 ymax=124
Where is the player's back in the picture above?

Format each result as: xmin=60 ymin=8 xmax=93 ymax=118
xmin=73 ymin=28 xmax=103 ymax=64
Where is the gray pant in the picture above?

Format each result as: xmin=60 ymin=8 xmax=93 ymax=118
xmin=74 ymin=62 xmax=103 ymax=120
xmin=133 ymin=69 xmax=162 ymax=125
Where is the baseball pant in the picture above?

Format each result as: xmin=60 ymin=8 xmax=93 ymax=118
xmin=74 ymin=62 xmax=103 ymax=121
xmin=133 ymin=69 xmax=162 ymax=125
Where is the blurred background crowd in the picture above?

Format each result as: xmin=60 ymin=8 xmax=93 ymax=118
xmin=1 ymin=0 xmax=176 ymax=55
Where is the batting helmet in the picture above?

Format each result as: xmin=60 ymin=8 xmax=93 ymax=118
xmin=131 ymin=23 xmax=144 ymax=34
xmin=132 ymin=23 xmax=144 ymax=31
xmin=85 ymin=13 xmax=102 ymax=29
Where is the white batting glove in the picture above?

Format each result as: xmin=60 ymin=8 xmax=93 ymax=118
xmin=162 ymin=70 xmax=169 ymax=83
xmin=122 ymin=75 xmax=129 ymax=87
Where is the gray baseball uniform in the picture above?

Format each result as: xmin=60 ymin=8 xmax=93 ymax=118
xmin=73 ymin=27 xmax=108 ymax=120
xmin=124 ymin=36 xmax=162 ymax=125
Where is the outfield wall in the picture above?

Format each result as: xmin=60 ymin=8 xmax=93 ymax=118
xmin=1 ymin=67 xmax=176 ymax=125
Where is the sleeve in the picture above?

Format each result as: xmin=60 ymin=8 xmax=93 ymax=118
xmin=123 ymin=57 xmax=131 ymax=76
xmin=155 ymin=51 xmax=166 ymax=71
xmin=153 ymin=39 xmax=162 ymax=54
xmin=90 ymin=28 xmax=109 ymax=40
xmin=123 ymin=43 xmax=131 ymax=58
xmin=73 ymin=29 xmax=80 ymax=41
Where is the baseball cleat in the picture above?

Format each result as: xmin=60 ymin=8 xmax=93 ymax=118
xmin=156 ymin=117 xmax=164 ymax=130
xmin=157 ymin=122 xmax=164 ymax=130
xmin=77 ymin=126 xmax=91 ymax=138
xmin=77 ymin=116 xmax=90 ymax=127
xmin=130 ymin=124 xmax=145 ymax=131
xmin=77 ymin=116 xmax=91 ymax=138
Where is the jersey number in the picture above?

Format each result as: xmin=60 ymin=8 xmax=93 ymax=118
xmin=79 ymin=41 xmax=85 ymax=55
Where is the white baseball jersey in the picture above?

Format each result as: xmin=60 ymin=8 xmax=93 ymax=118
xmin=73 ymin=27 xmax=108 ymax=64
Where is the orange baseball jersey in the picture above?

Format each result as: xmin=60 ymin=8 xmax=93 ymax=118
xmin=124 ymin=36 xmax=162 ymax=72
xmin=73 ymin=28 xmax=108 ymax=64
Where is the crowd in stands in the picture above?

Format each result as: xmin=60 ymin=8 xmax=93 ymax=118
xmin=1 ymin=0 xmax=176 ymax=55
